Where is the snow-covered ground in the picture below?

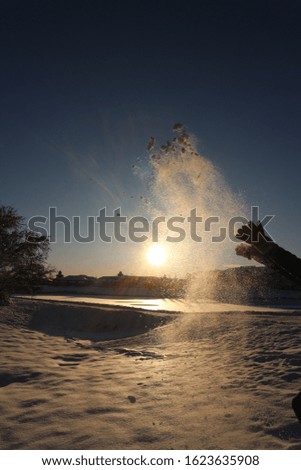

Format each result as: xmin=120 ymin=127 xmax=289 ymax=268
xmin=1 ymin=298 xmax=301 ymax=450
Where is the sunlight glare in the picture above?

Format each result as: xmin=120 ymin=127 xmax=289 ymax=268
xmin=146 ymin=244 xmax=167 ymax=266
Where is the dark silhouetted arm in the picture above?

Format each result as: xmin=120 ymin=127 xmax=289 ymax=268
xmin=236 ymin=222 xmax=301 ymax=284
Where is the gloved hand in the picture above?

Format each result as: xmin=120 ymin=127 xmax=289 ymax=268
xmin=236 ymin=221 xmax=272 ymax=245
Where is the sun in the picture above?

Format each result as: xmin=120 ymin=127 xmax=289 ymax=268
xmin=146 ymin=244 xmax=167 ymax=266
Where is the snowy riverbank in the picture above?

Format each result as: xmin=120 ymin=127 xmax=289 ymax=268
xmin=1 ymin=298 xmax=301 ymax=449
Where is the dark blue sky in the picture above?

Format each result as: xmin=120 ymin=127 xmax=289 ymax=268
xmin=1 ymin=0 xmax=301 ymax=275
